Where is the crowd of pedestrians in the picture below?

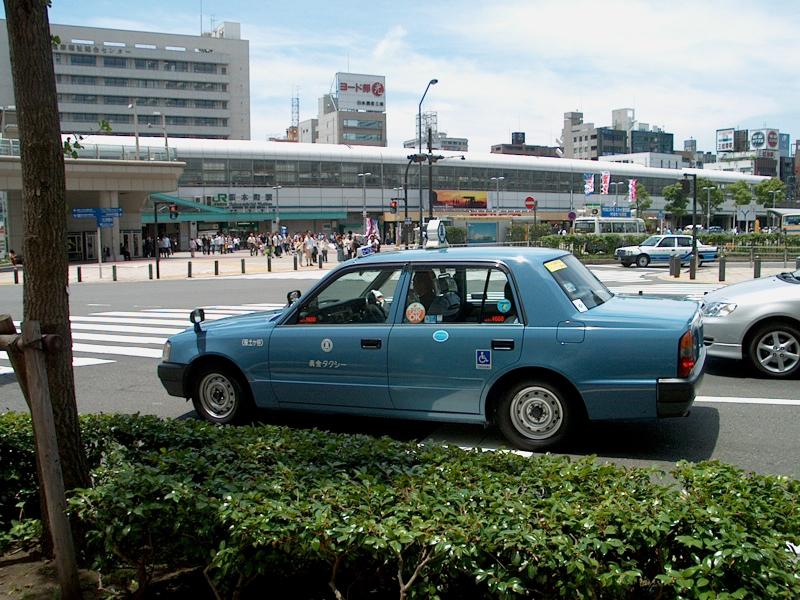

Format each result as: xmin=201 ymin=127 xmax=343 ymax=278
xmin=130 ymin=230 xmax=389 ymax=265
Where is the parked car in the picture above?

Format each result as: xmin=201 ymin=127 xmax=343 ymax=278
xmin=701 ymin=267 xmax=800 ymax=378
xmin=706 ymin=226 xmax=724 ymax=234
xmin=158 ymin=247 xmax=705 ymax=451
xmin=615 ymin=235 xmax=718 ymax=268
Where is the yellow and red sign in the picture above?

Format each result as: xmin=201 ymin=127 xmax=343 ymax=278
xmin=433 ymin=190 xmax=487 ymax=209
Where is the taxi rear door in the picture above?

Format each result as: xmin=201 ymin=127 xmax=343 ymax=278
xmin=387 ymin=265 xmax=523 ymax=415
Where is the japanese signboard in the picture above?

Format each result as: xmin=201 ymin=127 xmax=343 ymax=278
xmin=749 ymin=128 xmax=779 ymax=151
xmin=716 ymin=128 xmax=735 ymax=153
xmin=335 ymin=72 xmax=386 ymax=113
xmin=432 ymin=190 xmax=488 ymax=209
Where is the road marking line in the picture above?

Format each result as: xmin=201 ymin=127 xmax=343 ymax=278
xmin=72 ymin=333 xmax=167 ymax=345
xmin=0 ymin=355 xmax=114 ymax=368
xmin=695 ymin=396 xmax=800 ymax=406
xmin=70 ymin=323 xmax=184 ymax=335
xmin=71 ymin=316 xmax=189 ymax=326
xmin=72 ymin=343 xmax=162 ymax=358
xmin=88 ymin=311 xmax=235 ymax=321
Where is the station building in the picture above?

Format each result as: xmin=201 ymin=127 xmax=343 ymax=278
xmin=0 ymin=135 xmax=768 ymax=260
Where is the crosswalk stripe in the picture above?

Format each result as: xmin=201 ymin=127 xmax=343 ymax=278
xmin=142 ymin=308 xmax=256 ymax=315
xmin=0 ymin=355 xmax=113 ymax=368
xmin=696 ymin=396 xmax=800 ymax=407
xmin=70 ymin=323 xmax=185 ymax=335
xmin=71 ymin=316 xmax=189 ymax=326
xmin=72 ymin=332 xmax=167 ymax=345
xmin=90 ymin=311 xmax=243 ymax=321
xmin=72 ymin=343 xmax=162 ymax=358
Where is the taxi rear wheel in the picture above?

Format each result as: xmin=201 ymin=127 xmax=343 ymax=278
xmin=496 ymin=380 xmax=573 ymax=451
xmin=635 ymin=254 xmax=650 ymax=268
xmin=192 ymin=365 xmax=251 ymax=424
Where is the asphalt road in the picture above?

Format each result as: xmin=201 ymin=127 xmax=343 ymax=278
xmin=1 ymin=266 xmax=798 ymax=478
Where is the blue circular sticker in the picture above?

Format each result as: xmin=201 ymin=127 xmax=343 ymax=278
xmin=497 ymin=299 xmax=511 ymax=314
xmin=432 ymin=330 xmax=449 ymax=343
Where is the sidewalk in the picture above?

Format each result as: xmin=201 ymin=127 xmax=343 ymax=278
xmin=0 ymin=250 xmax=339 ymax=285
xmin=656 ymin=261 xmax=795 ymax=285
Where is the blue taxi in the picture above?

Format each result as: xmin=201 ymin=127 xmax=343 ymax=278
xmin=157 ymin=247 xmax=705 ymax=450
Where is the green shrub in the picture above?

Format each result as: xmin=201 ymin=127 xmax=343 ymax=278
xmin=1 ymin=413 xmax=799 ymax=598
xmin=445 ymin=226 xmax=466 ymax=245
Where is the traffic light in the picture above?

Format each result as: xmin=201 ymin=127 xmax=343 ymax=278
xmin=389 ymin=200 xmax=398 ymax=214
xmin=169 ymin=204 xmax=179 ymax=220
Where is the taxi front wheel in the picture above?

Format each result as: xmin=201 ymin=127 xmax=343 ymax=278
xmin=192 ymin=365 xmax=251 ymax=424
xmin=496 ymin=380 xmax=573 ymax=451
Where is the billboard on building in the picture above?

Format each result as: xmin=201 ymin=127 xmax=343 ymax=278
xmin=779 ymin=133 xmax=791 ymax=157
xmin=716 ymin=128 xmax=735 ymax=153
xmin=433 ymin=190 xmax=488 ymax=209
xmin=749 ymin=128 xmax=779 ymax=151
xmin=335 ymin=73 xmax=386 ymax=113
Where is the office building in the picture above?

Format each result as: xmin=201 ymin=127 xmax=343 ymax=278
xmin=561 ymin=108 xmax=674 ymax=160
xmin=305 ymin=73 xmax=387 ymax=147
xmin=402 ymin=111 xmax=468 ymax=152
xmin=0 ymin=19 xmax=250 ymax=140
xmin=490 ymin=131 xmax=557 ymax=157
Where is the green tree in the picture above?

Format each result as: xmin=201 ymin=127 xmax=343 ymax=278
xmin=4 ymin=0 xmax=91 ymax=553
xmin=634 ymin=182 xmax=652 ymax=215
xmin=662 ymin=182 xmax=689 ymax=220
xmin=728 ymin=180 xmax=753 ymax=231
xmin=753 ymin=177 xmax=786 ymax=209
xmin=695 ymin=177 xmax=725 ymax=227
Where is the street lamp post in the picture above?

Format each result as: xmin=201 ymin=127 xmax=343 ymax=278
xmin=417 ymin=79 xmax=438 ymax=242
xmin=490 ymin=176 xmax=505 ymax=209
xmin=702 ymin=186 xmax=715 ymax=228
xmin=610 ymin=182 xmax=624 ymax=207
xmin=152 ymin=111 xmax=169 ymax=158
xmin=127 ymin=100 xmax=140 ymax=160
xmin=684 ymin=173 xmax=698 ymax=264
xmin=358 ymin=173 xmax=371 ymax=235
xmin=272 ymin=185 xmax=281 ymax=232
xmin=404 ymin=154 xmax=424 ymax=249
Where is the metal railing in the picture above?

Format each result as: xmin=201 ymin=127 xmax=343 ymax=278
xmin=0 ymin=137 xmax=176 ymax=161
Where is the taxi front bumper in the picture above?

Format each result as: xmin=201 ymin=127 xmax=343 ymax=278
xmin=157 ymin=362 xmax=188 ymax=397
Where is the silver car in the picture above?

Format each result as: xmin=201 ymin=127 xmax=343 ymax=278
xmin=701 ymin=268 xmax=800 ymax=378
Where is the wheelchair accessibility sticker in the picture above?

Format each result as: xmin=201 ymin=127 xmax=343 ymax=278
xmin=476 ymin=349 xmax=492 ymax=370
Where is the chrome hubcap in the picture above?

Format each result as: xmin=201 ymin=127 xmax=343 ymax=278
xmin=199 ymin=373 xmax=237 ymax=418
xmin=756 ymin=330 xmax=800 ymax=374
xmin=509 ymin=386 xmax=563 ymax=440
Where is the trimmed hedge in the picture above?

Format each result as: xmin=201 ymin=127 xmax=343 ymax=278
xmin=1 ymin=413 xmax=800 ymax=598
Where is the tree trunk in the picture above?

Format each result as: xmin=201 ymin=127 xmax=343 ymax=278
xmin=4 ymin=0 xmax=91 ymax=510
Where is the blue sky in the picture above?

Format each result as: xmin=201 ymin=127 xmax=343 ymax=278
xmin=4 ymin=0 xmax=800 ymax=153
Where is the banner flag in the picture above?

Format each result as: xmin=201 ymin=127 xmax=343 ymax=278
xmin=628 ymin=179 xmax=638 ymax=201
xmin=600 ymin=172 xmax=611 ymax=195
xmin=583 ymin=173 xmax=595 ymax=195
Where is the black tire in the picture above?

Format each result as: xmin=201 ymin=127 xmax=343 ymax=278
xmin=747 ymin=322 xmax=800 ymax=378
xmin=496 ymin=379 xmax=575 ymax=451
xmin=635 ymin=254 xmax=650 ymax=268
xmin=621 ymin=261 xmax=633 ymax=268
xmin=192 ymin=364 xmax=252 ymax=424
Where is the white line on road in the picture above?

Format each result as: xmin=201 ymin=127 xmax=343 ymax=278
xmin=695 ymin=396 xmax=800 ymax=407
xmin=70 ymin=323 xmax=184 ymax=335
xmin=72 ymin=343 xmax=163 ymax=358
xmin=71 ymin=316 xmax=189 ymax=326
xmin=72 ymin=332 xmax=167 ymax=345
xmin=0 ymin=355 xmax=114 ymax=370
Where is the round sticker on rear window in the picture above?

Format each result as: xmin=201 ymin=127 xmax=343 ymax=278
xmin=405 ymin=302 xmax=426 ymax=324
xmin=497 ymin=299 xmax=511 ymax=314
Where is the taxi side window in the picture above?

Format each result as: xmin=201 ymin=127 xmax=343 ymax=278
xmin=677 ymin=237 xmax=692 ymax=247
xmin=294 ymin=268 xmax=400 ymax=325
xmin=403 ymin=266 xmax=517 ymax=325
xmin=657 ymin=237 xmax=676 ymax=247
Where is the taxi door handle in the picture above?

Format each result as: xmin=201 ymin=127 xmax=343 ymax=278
xmin=361 ymin=338 xmax=382 ymax=349
xmin=491 ymin=339 xmax=515 ymax=351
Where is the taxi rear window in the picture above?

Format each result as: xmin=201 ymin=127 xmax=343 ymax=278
xmin=544 ymin=255 xmax=612 ymax=312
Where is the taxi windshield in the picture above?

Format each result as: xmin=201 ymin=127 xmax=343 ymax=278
xmin=544 ymin=254 xmax=612 ymax=311
xmin=640 ymin=236 xmax=660 ymax=246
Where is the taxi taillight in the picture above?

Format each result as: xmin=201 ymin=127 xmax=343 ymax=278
xmin=678 ymin=330 xmax=696 ymax=378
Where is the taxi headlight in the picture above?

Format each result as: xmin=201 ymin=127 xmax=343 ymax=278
xmin=702 ymin=302 xmax=737 ymax=318
xmin=162 ymin=341 xmax=172 ymax=362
